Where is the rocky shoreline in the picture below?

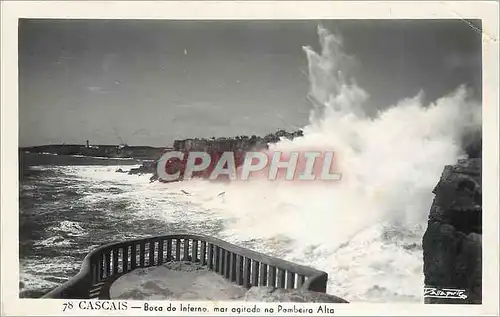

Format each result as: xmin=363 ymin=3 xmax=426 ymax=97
xmin=422 ymin=131 xmax=482 ymax=304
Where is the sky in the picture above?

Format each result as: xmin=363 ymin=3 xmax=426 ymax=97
xmin=18 ymin=19 xmax=482 ymax=147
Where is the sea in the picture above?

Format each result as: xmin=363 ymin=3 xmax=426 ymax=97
xmin=18 ymin=26 xmax=481 ymax=303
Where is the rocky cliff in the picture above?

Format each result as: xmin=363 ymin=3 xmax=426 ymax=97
xmin=422 ymin=156 xmax=482 ymax=304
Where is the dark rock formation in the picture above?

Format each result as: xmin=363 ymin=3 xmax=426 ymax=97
xmin=422 ymin=158 xmax=482 ymax=304
xmin=127 ymin=161 xmax=157 ymax=175
xmin=151 ymin=129 xmax=304 ymax=183
xmin=172 ymin=129 xmax=303 ymax=152
xmin=21 ymin=144 xmax=167 ymax=161
xmin=243 ymin=286 xmax=348 ymax=303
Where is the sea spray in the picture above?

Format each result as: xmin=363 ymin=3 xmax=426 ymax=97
xmin=168 ymin=25 xmax=482 ymax=302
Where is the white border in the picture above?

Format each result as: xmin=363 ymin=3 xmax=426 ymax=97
xmin=1 ymin=1 xmax=498 ymax=316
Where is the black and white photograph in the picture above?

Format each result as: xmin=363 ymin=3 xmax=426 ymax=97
xmin=1 ymin=1 xmax=498 ymax=315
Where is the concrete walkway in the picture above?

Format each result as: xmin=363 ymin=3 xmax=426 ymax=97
xmin=109 ymin=261 xmax=248 ymax=301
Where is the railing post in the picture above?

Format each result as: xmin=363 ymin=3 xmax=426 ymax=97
xmin=277 ymin=268 xmax=286 ymax=288
xmin=243 ymin=257 xmax=251 ymax=288
xmin=236 ymin=255 xmax=243 ymax=286
xmin=183 ymin=239 xmax=190 ymax=261
xmin=112 ymin=249 xmax=119 ymax=275
xmin=158 ymin=239 xmax=163 ymax=265
xmin=251 ymin=261 xmax=260 ymax=287
xmin=259 ymin=264 xmax=268 ymax=286
xmin=158 ymin=240 xmax=164 ymax=265
xmin=175 ymin=239 xmax=181 ymax=260
xmin=229 ymin=253 xmax=237 ymax=282
xmin=105 ymin=251 xmax=111 ymax=278
xmin=297 ymin=275 xmax=305 ymax=288
xmin=224 ymin=251 xmax=231 ymax=279
xmin=91 ymin=260 xmax=98 ymax=284
xmin=42 ymin=234 xmax=333 ymax=300
xmin=218 ymin=248 xmax=225 ymax=275
xmin=139 ymin=243 xmax=145 ymax=267
xmin=307 ymin=273 xmax=328 ymax=293
xmin=286 ymin=271 xmax=295 ymax=289
xmin=99 ymin=253 xmax=105 ymax=280
xmin=122 ymin=246 xmax=129 ymax=273
xmin=214 ymin=246 xmax=220 ymax=272
xmin=207 ymin=243 xmax=214 ymax=270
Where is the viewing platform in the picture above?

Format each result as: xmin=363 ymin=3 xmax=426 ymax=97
xmin=42 ymin=234 xmax=347 ymax=303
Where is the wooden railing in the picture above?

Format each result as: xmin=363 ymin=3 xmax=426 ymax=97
xmin=43 ymin=233 xmax=328 ymax=299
